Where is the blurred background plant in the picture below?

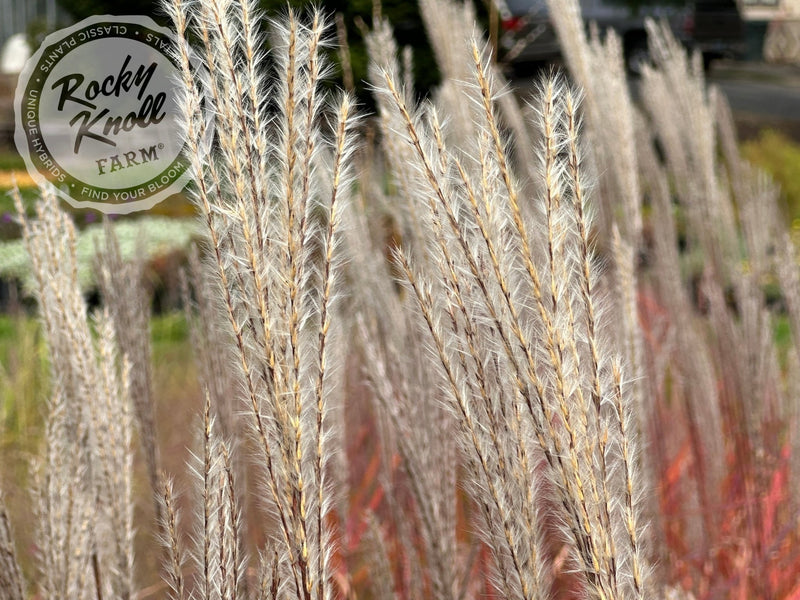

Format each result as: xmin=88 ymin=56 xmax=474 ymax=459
xmin=742 ymin=129 xmax=800 ymax=223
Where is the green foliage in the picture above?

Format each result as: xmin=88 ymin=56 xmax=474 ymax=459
xmin=149 ymin=311 xmax=187 ymax=345
xmin=742 ymin=129 xmax=800 ymax=223
xmin=772 ymin=314 xmax=795 ymax=373
xmin=0 ymin=315 xmax=47 ymax=455
xmin=0 ymin=152 xmax=25 ymax=172
xmin=0 ymin=188 xmax=38 ymax=220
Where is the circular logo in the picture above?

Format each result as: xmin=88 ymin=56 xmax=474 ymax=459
xmin=14 ymin=15 xmax=204 ymax=214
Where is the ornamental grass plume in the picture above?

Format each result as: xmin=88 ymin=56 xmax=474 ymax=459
xmin=550 ymin=1 xmax=800 ymax=595
xmin=348 ymin=168 xmax=461 ymax=599
xmin=637 ymin=23 xmax=800 ymax=594
xmin=11 ymin=189 xmax=134 ymax=600
xmin=0 ymin=490 xmax=25 ymax=600
xmin=94 ymin=219 xmax=162 ymax=523
xmin=365 ymin=12 xmax=652 ymax=595
xmin=163 ymin=0 xmax=359 ymax=597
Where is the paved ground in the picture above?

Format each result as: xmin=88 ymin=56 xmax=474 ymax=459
xmin=707 ymin=60 xmax=800 ymax=140
xmin=715 ymin=78 xmax=800 ymax=120
xmin=510 ymin=58 xmax=800 ymax=141
xmin=710 ymin=59 xmax=800 ymax=88
xmin=710 ymin=60 xmax=800 ymax=119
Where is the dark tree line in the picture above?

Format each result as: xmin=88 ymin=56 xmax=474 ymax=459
xmin=55 ymin=0 xmax=442 ymax=102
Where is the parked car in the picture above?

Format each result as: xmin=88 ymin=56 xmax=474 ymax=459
xmin=498 ymin=0 xmax=744 ymax=73
xmin=498 ymin=0 xmax=692 ymax=73
xmin=687 ymin=0 xmax=746 ymax=67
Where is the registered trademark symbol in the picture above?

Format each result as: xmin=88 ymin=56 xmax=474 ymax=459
xmin=158 ymin=143 xmax=164 ymax=150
